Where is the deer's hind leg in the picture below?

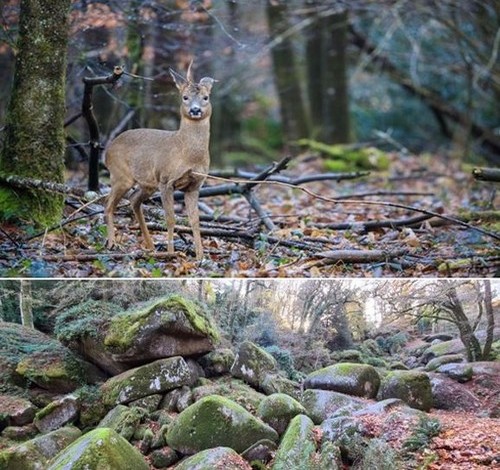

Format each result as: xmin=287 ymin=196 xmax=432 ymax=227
xmin=105 ymin=179 xmax=133 ymax=249
xmin=130 ymin=185 xmax=155 ymax=250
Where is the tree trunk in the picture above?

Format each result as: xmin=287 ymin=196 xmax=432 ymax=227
xmin=445 ymin=285 xmax=482 ymax=362
xmin=309 ymin=9 xmax=350 ymax=143
xmin=0 ymin=0 xmax=71 ymax=226
xmin=267 ymin=0 xmax=310 ymax=144
xmin=482 ymin=279 xmax=494 ymax=359
xmin=20 ymin=279 xmax=34 ymax=329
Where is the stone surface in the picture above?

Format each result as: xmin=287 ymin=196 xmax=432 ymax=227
xmin=198 ymin=349 xmax=235 ymax=377
xmin=353 ymin=398 xmax=406 ymax=416
xmin=174 ymin=447 xmax=252 ymax=470
xmin=257 ymin=393 xmax=307 ymax=435
xmin=304 ymin=363 xmax=380 ymax=398
xmin=0 ymin=394 xmax=38 ymax=426
xmin=103 ymin=295 xmax=219 ymax=365
xmin=436 ymin=363 xmax=473 ymax=382
xmin=100 ymin=356 xmax=193 ymax=406
xmin=272 ymin=415 xmax=317 ymax=470
xmin=377 ymin=371 xmax=433 ymax=411
xmin=425 ymin=354 xmax=465 ymax=372
xmin=0 ymin=321 xmax=103 ymax=394
xmin=230 ymin=341 xmax=278 ymax=389
xmin=192 ymin=379 xmax=267 ymax=413
xmin=46 ymin=427 xmax=148 ymax=470
xmin=166 ymin=395 xmax=279 ymax=454
xmin=260 ymin=373 xmax=301 ymax=400
xmin=34 ymin=395 xmax=79 ymax=433
xmin=429 ymin=375 xmax=481 ymax=412
xmin=301 ymin=389 xmax=365 ymax=424
xmin=149 ymin=447 xmax=179 ymax=468
xmin=98 ymin=405 xmax=147 ymax=441
xmin=0 ymin=426 xmax=81 ymax=470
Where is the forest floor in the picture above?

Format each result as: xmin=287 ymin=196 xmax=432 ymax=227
xmin=0 ymin=151 xmax=498 ymax=277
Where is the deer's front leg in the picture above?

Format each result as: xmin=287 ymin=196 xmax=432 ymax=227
xmin=184 ymin=189 xmax=203 ymax=260
xmin=160 ymin=182 xmax=175 ymax=254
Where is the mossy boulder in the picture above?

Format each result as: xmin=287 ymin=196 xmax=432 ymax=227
xmin=174 ymin=447 xmax=252 ymax=470
xmin=100 ymin=356 xmax=193 ymax=406
xmin=0 ymin=394 xmax=38 ymax=427
xmin=192 ymin=378 xmax=267 ymax=413
xmin=166 ymin=395 xmax=279 ymax=454
xmin=425 ymin=354 xmax=465 ymax=371
xmin=230 ymin=341 xmax=278 ymax=389
xmin=0 ymin=321 xmax=103 ymax=394
xmin=198 ymin=349 xmax=235 ymax=377
xmin=46 ymin=427 xmax=148 ymax=470
xmin=430 ymin=375 xmax=480 ymax=412
xmin=34 ymin=395 xmax=79 ymax=432
xmin=331 ymin=349 xmax=363 ymax=363
xmin=272 ymin=414 xmax=317 ymax=470
xmin=257 ymin=393 xmax=307 ymax=435
xmin=377 ymin=371 xmax=433 ymax=411
xmin=435 ymin=363 xmax=473 ymax=383
xmin=0 ymin=426 xmax=81 ymax=470
xmin=261 ymin=373 xmax=301 ymax=400
xmin=421 ymin=339 xmax=466 ymax=363
xmin=98 ymin=405 xmax=147 ymax=440
xmin=304 ymin=363 xmax=380 ymax=398
xmin=104 ymin=295 xmax=219 ymax=364
xmin=301 ymin=389 xmax=365 ymax=424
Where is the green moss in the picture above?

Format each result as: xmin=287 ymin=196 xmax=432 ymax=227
xmin=166 ymin=395 xmax=278 ymax=454
xmin=34 ymin=401 xmax=59 ymax=421
xmin=272 ymin=415 xmax=317 ymax=470
xmin=47 ymin=428 xmax=148 ymax=470
xmin=104 ymin=295 xmax=219 ymax=353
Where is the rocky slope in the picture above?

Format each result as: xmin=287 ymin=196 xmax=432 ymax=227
xmin=0 ymin=296 xmax=498 ymax=469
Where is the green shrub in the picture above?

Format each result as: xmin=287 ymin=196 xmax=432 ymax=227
xmin=403 ymin=416 xmax=441 ymax=453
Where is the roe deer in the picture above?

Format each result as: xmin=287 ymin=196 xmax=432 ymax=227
xmin=104 ymin=61 xmax=216 ymax=259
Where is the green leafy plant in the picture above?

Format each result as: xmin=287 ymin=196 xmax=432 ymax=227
xmin=403 ymin=416 xmax=441 ymax=452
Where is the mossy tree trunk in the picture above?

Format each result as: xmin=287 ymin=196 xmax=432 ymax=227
xmin=443 ymin=283 xmax=482 ymax=362
xmin=0 ymin=0 xmax=71 ymax=227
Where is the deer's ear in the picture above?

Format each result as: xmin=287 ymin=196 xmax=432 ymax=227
xmin=169 ymin=68 xmax=187 ymax=90
xmin=199 ymin=77 xmax=217 ymax=93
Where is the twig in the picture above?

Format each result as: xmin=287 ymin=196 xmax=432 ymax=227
xmin=472 ymin=167 xmax=500 ymax=182
xmin=313 ymin=213 xmax=434 ymax=231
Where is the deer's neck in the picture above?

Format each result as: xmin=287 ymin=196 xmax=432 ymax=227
xmin=177 ymin=117 xmax=210 ymax=165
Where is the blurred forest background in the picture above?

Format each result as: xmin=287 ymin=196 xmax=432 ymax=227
xmin=1 ymin=0 xmax=499 ymax=170
xmin=1 ymin=278 xmax=498 ymax=372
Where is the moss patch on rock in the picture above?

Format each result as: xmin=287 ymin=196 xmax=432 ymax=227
xmin=100 ymin=356 xmax=193 ymax=406
xmin=104 ymin=295 xmax=219 ymax=354
xmin=230 ymin=341 xmax=278 ymax=389
xmin=377 ymin=371 xmax=433 ymax=411
xmin=0 ymin=321 xmax=95 ymax=394
xmin=257 ymin=393 xmax=307 ymax=435
xmin=0 ymin=426 xmax=81 ymax=470
xmin=174 ymin=447 xmax=252 ymax=470
xmin=46 ymin=427 xmax=148 ymax=470
xmin=304 ymin=363 xmax=380 ymax=398
xmin=166 ymin=395 xmax=278 ymax=454
xmin=272 ymin=414 xmax=317 ymax=470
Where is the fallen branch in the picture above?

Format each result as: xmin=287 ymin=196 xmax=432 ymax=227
xmin=472 ymin=167 xmax=500 ymax=182
xmin=306 ymin=248 xmax=409 ymax=267
xmin=313 ymin=213 xmax=433 ymax=231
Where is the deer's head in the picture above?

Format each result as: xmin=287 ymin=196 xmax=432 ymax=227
xmin=170 ymin=61 xmax=216 ymax=121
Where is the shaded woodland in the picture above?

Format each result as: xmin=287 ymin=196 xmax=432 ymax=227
xmin=0 ymin=1 xmax=498 ymax=276
xmin=0 ymin=279 xmax=498 ymax=468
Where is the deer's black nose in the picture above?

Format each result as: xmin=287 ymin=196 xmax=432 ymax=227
xmin=189 ymin=106 xmax=202 ymax=117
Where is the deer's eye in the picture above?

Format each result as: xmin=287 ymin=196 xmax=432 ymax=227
xmin=203 ymin=96 xmax=209 ymax=101
xmin=183 ymin=95 xmax=189 ymax=101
